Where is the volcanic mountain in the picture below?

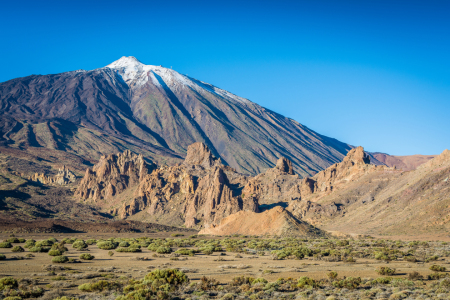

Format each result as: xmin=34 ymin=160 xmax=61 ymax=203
xmin=0 ymin=56 xmax=352 ymax=177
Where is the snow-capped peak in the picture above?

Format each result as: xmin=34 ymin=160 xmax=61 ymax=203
xmin=103 ymin=56 xmax=250 ymax=104
xmin=106 ymin=56 xmax=143 ymax=69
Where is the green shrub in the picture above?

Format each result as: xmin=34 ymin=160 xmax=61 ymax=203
xmin=332 ymin=277 xmax=361 ymax=289
xmin=376 ymin=266 xmax=396 ymax=276
xmin=171 ymin=233 xmax=184 ymax=237
xmin=86 ymin=239 xmax=97 ymax=245
xmin=370 ymin=277 xmax=392 ymax=285
xmin=78 ymin=280 xmax=122 ymax=292
xmin=119 ymin=241 xmax=130 ymax=247
xmin=156 ymin=246 xmax=172 ymax=254
xmin=6 ymin=237 xmax=19 ymax=243
xmin=252 ymin=278 xmax=268 ymax=285
xmin=430 ymin=265 xmax=447 ymax=272
xmin=72 ymin=240 xmax=88 ymax=250
xmin=202 ymin=249 xmax=213 ymax=255
xmin=297 ymin=277 xmax=318 ymax=289
xmin=51 ymin=276 xmax=67 ymax=281
xmin=0 ymin=242 xmax=12 ymax=248
xmin=24 ymin=239 xmax=36 ymax=248
xmin=175 ymin=248 xmax=195 ymax=256
xmin=52 ymin=256 xmax=69 ymax=263
xmin=29 ymin=246 xmax=49 ymax=253
xmin=108 ymin=251 xmax=114 ymax=257
xmin=48 ymin=249 xmax=64 ymax=256
xmin=0 ymin=254 xmax=5 ymax=260
xmin=0 ymin=277 xmax=18 ymax=290
xmin=231 ymin=276 xmax=254 ymax=286
xmin=116 ymin=247 xmax=142 ymax=253
xmin=327 ymin=271 xmax=338 ymax=280
xmin=35 ymin=240 xmax=53 ymax=247
xmin=80 ymin=253 xmax=95 ymax=260
xmin=11 ymin=246 xmax=24 ymax=252
xmin=97 ymin=241 xmax=117 ymax=250
xmin=144 ymin=269 xmax=188 ymax=289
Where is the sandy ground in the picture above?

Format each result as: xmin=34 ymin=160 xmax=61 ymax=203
xmin=0 ymin=232 xmax=448 ymax=296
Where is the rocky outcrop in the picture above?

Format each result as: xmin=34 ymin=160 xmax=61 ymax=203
xmin=183 ymin=142 xmax=220 ymax=168
xmin=29 ymin=166 xmax=76 ymax=185
xmin=241 ymin=156 xmax=300 ymax=205
xmin=274 ymin=157 xmax=295 ymax=175
xmin=184 ymin=167 xmax=258 ymax=227
xmin=78 ymin=143 xmax=258 ymax=228
xmin=199 ymin=206 xmax=324 ymax=237
xmin=75 ymin=150 xmax=151 ymax=201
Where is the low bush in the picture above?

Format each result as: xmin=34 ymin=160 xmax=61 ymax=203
xmin=6 ymin=237 xmax=20 ymax=243
xmin=376 ymin=266 xmax=396 ymax=276
xmin=0 ymin=254 xmax=5 ymax=260
xmin=430 ymin=264 xmax=447 ymax=272
xmin=116 ymin=247 xmax=142 ymax=253
xmin=370 ymin=277 xmax=392 ymax=285
xmin=11 ymin=246 xmax=24 ymax=252
xmin=49 ymin=249 xmax=63 ymax=256
xmin=408 ymin=271 xmax=423 ymax=280
xmin=156 ymin=246 xmax=172 ymax=254
xmin=119 ymin=241 xmax=130 ymax=247
xmin=332 ymin=277 xmax=361 ymax=289
xmin=80 ymin=253 xmax=95 ymax=260
xmin=0 ymin=277 xmax=18 ymax=290
xmin=0 ymin=242 xmax=12 ymax=248
xmin=72 ymin=240 xmax=88 ymax=250
xmin=327 ymin=271 xmax=338 ymax=280
xmin=78 ymin=280 xmax=122 ymax=292
xmin=24 ymin=239 xmax=36 ymax=248
xmin=144 ymin=269 xmax=189 ymax=289
xmin=52 ymin=256 xmax=69 ymax=263
xmin=297 ymin=277 xmax=318 ymax=289
xmin=202 ymin=249 xmax=213 ymax=255
xmin=97 ymin=241 xmax=118 ymax=250
xmin=175 ymin=248 xmax=195 ymax=256
xmin=29 ymin=246 xmax=49 ymax=253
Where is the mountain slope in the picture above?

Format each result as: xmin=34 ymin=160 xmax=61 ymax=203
xmin=0 ymin=56 xmax=352 ymax=176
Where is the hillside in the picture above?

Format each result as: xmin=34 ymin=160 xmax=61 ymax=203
xmin=0 ymin=56 xmax=352 ymax=177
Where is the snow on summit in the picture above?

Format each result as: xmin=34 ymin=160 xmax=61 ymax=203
xmin=103 ymin=56 xmax=250 ymax=104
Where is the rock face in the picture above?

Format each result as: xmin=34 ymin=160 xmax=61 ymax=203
xmin=29 ymin=166 xmax=77 ymax=185
xmin=199 ymin=206 xmax=324 ymax=237
xmin=76 ymin=143 xmax=258 ymax=228
xmin=274 ymin=157 xmax=295 ymax=175
xmin=183 ymin=142 xmax=220 ymax=168
xmin=75 ymin=150 xmax=150 ymax=201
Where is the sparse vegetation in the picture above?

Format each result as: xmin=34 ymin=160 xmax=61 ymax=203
xmin=2 ymin=234 xmax=450 ymax=299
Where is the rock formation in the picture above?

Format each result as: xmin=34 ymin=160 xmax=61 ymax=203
xmin=76 ymin=143 xmax=258 ymax=228
xmin=29 ymin=166 xmax=77 ymax=185
xmin=75 ymin=150 xmax=151 ymax=201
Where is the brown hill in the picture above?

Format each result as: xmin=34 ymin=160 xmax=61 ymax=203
xmin=199 ymin=206 xmax=324 ymax=237
xmin=372 ymin=152 xmax=436 ymax=171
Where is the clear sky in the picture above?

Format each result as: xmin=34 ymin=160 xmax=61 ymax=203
xmin=1 ymin=0 xmax=449 ymax=155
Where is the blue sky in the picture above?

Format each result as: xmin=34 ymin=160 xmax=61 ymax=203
xmin=1 ymin=0 xmax=449 ymax=155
